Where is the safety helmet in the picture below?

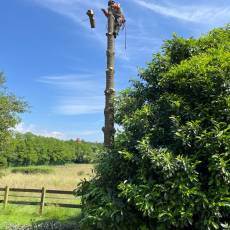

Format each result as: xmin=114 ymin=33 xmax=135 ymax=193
xmin=112 ymin=3 xmax=120 ymax=10
xmin=109 ymin=0 xmax=115 ymax=6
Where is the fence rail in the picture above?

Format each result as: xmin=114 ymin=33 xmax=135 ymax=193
xmin=0 ymin=186 xmax=82 ymax=214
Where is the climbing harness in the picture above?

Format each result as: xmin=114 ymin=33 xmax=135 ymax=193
xmin=85 ymin=3 xmax=127 ymax=51
xmin=102 ymin=1 xmax=126 ymax=38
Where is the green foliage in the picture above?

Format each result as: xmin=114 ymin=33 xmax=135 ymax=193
xmin=4 ymin=132 xmax=102 ymax=166
xmin=0 ymin=73 xmax=102 ymax=167
xmin=0 ymin=73 xmax=27 ymax=167
xmin=11 ymin=166 xmax=54 ymax=174
xmin=77 ymin=25 xmax=230 ymax=229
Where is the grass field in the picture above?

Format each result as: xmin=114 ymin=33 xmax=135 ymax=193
xmin=0 ymin=164 xmax=94 ymax=190
xmin=0 ymin=205 xmax=81 ymax=229
xmin=0 ymin=164 xmax=94 ymax=229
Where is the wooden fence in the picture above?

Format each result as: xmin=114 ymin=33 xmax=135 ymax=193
xmin=0 ymin=186 xmax=82 ymax=214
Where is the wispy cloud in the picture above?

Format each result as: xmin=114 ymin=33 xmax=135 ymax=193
xmin=56 ymin=96 xmax=104 ymax=115
xmin=15 ymin=122 xmax=102 ymax=141
xmin=29 ymin=1 xmax=109 ymax=45
xmin=29 ymin=0 xmax=108 ymax=49
xmin=15 ymin=123 xmax=65 ymax=139
xmin=31 ymin=0 xmax=105 ymax=21
xmin=28 ymin=0 xmax=154 ymax=62
xmin=38 ymin=74 xmax=104 ymax=115
xmin=38 ymin=74 xmax=102 ymax=94
xmin=134 ymin=0 xmax=230 ymax=25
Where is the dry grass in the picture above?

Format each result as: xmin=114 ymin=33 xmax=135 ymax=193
xmin=0 ymin=164 xmax=94 ymax=191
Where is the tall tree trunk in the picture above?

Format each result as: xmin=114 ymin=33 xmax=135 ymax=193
xmin=103 ymin=1 xmax=115 ymax=147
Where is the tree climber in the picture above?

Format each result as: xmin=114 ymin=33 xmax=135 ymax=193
xmin=102 ymin=1 xmax=126 ymax=38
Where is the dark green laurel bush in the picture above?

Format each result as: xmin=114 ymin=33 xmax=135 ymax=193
xmin=77 ymin=25 xmax=230 ymax=230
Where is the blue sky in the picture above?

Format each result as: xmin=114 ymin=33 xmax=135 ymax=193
xmin=0 ymin=0 xmax=229 ymax=142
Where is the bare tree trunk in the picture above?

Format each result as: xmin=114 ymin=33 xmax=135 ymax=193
xmin=103 ymin=1 xmax=115 ymax=147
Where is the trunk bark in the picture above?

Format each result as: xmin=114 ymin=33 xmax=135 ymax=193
xmin=103 ymin=2 xmax=115 ymax=147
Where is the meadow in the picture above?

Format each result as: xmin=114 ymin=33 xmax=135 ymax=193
xmin=0 ymin=164 xmax=94 ymax=229
xmin=0 ymin=164 xmax=94 ymax=190
xmin=0 ymin=205 xmax=81 ymax=229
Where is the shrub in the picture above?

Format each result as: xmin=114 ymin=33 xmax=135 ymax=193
xmin=11 ymin=166 xmax=53 ymax=174
xmin=77 ymin=170 xmax=85 ymax=176
xmin=0 ymin=156 xmax=8 ymax=168
xmin=77 ymin=25 xmax=230 ymax=229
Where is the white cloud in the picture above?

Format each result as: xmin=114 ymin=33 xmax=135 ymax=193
xmin=29 ymin=0 xmax=107 ymax=43
xmin=38 ymin=74 xmax=104 ymax=115
xmin=15 ymin=123 xmax=65 ymax=139
xmin=15 ymin=123 xmax=103 ymax=141
xmin=28 ymin=0 xmax=230 ymax=67
xmin=28 ymin=0 xmax=138 ymax=62
xmin=134 ymin=0 xmax=230 ymax=25
xmin=56 ymin=96 xmax=104 ymax=115
xmin=38 ymin=74 xmax=102 ymax=93
xmin=15 ymin=123 xmax=36 ymax=133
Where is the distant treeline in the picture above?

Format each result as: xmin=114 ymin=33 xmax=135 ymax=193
xmin=1 ymin=132 xmax=103 ymax=167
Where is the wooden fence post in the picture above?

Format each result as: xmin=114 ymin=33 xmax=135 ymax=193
xmin=39 ymin=187 xmax=46 ymax=215
xmin=3 ymin=186 xmax=9 ymax=208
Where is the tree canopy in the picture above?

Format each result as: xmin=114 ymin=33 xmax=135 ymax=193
xmin=5 ymin=132 xmax=102 ymax=166
xmin=0 ymin=73 xmax=102 ymax=167
xmin=0 ymin=73 xmax=26 ymax=166
xmin=78 ymin=25 xmax=230 ymax=229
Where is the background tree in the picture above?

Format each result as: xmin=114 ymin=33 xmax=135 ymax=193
xmin=5 ymin=132 xmax=102 ymax=166
xmin=0 ymin=74 xmax=102 ymax=167
xmin=77 ymin=25 xmax=230 ymax=229
xmin=0 ymin=73 xmax=26 ymax=167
